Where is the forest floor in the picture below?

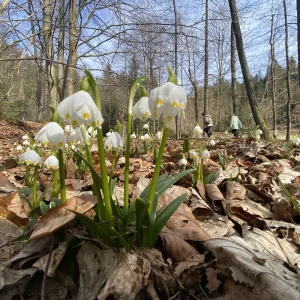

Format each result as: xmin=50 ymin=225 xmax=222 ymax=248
xmin=0 ymin=120 xmax=300 ymax=300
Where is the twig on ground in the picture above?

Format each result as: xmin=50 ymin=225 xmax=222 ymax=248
xmin=41 ymin=235 xmax=55 ymax=300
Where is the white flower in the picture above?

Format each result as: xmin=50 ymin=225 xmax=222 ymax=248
xmin=87 ymin=127 xmax=97 ymax=137
xmin=193 ymin=125 xmax=203 ymax=138
xmin=22 ymin=135 xmax=29 ymax=140
xmin=256 ymin=129 xmax=263 ymax=135
xmin=105 ymin=132 xmax=124 ymax=151
xmin=155 ymin=131 xmax=162 ymax=141
xmin=140 ymin=135 xmax=145 ymax=141
xmin=64 ymin=125 xmax=72 ymax=133
xmin=273 ymin=130 xmax=278 ymax=137
xmin=209 ymin=139 xmax=216 ymax=146
xmin=44 ymin=156 xmax=59 ymax=170
xmin=201 ymin=149 xmax=210 ymax=159
xmin=35 ymin=122 xmax=66 ymax=151
xmin=22 ymin=140 xmax=30 ymax=146
xmin=143 ymin=124 xmax=149 ymax=130
xmin=19 ymin=150 xmax=41 ymax=165
xmin=224 ymin=131 xmax=228 ymax=135
xmin=132 ymin=97 xmax=151 ymax=121
xmin=295 ymin=155 xmax=300 ymax=162
xmin=189 ymin=149 xmax=198 ymax=160
xmin=144 ymin=133 xmax=151 ymax=141
xmin=106 ymin=131 xmax=112 ymax=137
xmin=130 ymin=133 xmax=137 ymax=139
xmin=16 ymin=145 xmax=23 ymax=152
xmin=69 ymin=127 xmax=90 ymax=144
xmin=57 ymin=91 xmax=104 ymax=128
xmin=148 ymin=82 xmax=187 ymax=120
xmin=178 ymin=158 xmax=188 ymax=166
xmin=71 ymin=144 xmax=76 ymax=150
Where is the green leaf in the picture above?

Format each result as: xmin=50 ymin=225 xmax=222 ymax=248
xmin=19 ymin=187 xmax=33 ymax=198
xmin=139 ymin=169 xmax=194 ymax=202
xmin=109 ymin=227 xmax=130 ymax=251
xmin=117 ymin=219 xmax=126 ymax=234
xmin=129 ymin=75 xmax=147 ymax=100
xmin=135 ymin=198 xmax=150 ymax=244
xmin=39 ymin=202 xmax=49 ymax=215
xmin=153 ymin=193 xmax=187 ymax=244
xmin=71 ymin=210 xmax=113 ymax=242
xmin=183 ymin=138 xmax=190 ymax=153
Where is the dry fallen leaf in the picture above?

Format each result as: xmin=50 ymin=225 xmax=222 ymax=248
xmin=242 ymin=226 xmax=300 ymax=270
xmin=159 ymin=186 xmax=211 ymax=242
xmin=33 ymin=241 xmax=68 ymax=277
xmin=204 ymin=236 xmax=300 ymax=300
xmin=206 ymin=267 xmax=221 ymax=294
xmin=76 ymin=242 xmax=150 ymax=300
xmin=29 ymin=193 xmax=97 ymax=240
xmin=159 ymin=230 xmax=199 ymax=262
xmin=7 ymin=192 xmax=30 ymax=226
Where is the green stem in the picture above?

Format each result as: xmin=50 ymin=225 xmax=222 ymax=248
xmin=124 ymin=106 xmax=133 ymax=211
xmin=110 ymin=151 xmax=117 ymax=185
xmin=84 ymin=142 xmax=106 ymax=221
xmin=32 ymin=165 xmax=38 ymax=208
xmin=51 ymin=169 xmax=58 ymax=198
xmin=148 ymin=125 xmax=169 ymax=210
xmin=25 ymin=165 xmax=30 ymax=187
xmin=97 ymin=129 xmax=113 ymax=223
xmin=58 ymin=149 xmax=66 ymax=203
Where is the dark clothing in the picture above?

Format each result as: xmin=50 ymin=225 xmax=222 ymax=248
xmin=204 ymin=125 xmax=213 ymax=137
xmin=231 ymin=129 xmax=238 ymax=138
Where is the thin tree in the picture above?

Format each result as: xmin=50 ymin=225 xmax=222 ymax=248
xmin=269 ymin=11 xmax=277 ymax=136
xmin=283 ymin=0 xmax=291 ymax=141
xmin=297 ymin=0 xmax=300 ymax=89
xmin=172 ymin=0 xmax=180 ymax=138
xmin=203 ymin=0 xmax=209 ymax=125
xmin=231 ymin=22 xmax=237 ymax=115
xmin=228 ymin=0 xmax=271 ymax=139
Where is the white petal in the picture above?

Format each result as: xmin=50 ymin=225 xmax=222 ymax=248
xmin=44 ymin=156 xmax=59 ymax=170
xmin=104 ymin=132 xmax=124 ymax=150
xmin=19 ymin=150 xmax=41 ymax=165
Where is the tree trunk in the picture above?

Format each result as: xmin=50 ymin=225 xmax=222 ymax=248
xmin=172 ymin=0 xmax=180 ymax=139
xmin=269 ymin=12 xmax=277 ymax=136
xmin=64 ymin=0 xmax=78 ymax=97
xmin=43 ymin=0 xmax=59 ymax=111
xmin=228 ymin=0 xmax=271 ymax=139
xmin=186 ymin=36 xmax=199 ymax=123
xmin=284 ymin=0 xmax=292 ymax=141
xmin=297 ymin=0 xmax=300 ymax=89
xmin=203 ymin=0 xmax=209 ymax=125
xmin=28 ymin=0 xmax=42 ymax=120
xmin=57 ymin=0 xmax=65 ymax=100
xmin=231 ymin=22 xmax=237 ymax=115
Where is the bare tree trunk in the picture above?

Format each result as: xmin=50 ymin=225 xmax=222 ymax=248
xmin=28 ymin=0 xmax=42 ymax=120
xmin=0 ymin=0 xmax=12 ymax=16
xmin=228 ymin=0 xmax=271 ymax=139
xmin=297 ymin=0 xmax=300 ymax=89
xmin=43 ymin=0 xmax=59 ymax=111
xmin=64 ymin=0 xmax=78 ymax=97
xmin=172 ymin=0 xmax=180 ymax=139
xmin=57 ymin=0 xmax=65 ymax=100
xmin=269 ymin=12 xmax=277 ymax=136
xmin=231 ymin=22 xmax=237 ymax=115
xmin=203 ymin=0 xmax=209 ymax=122
xmin=186 ymin=36 xmax=199 ymax=123
xmin=283 ymin=0 xmax=292 ymax=140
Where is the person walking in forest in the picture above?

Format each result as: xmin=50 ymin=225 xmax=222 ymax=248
xmin=230 ymin=114 xmax=242 ymax=138
xmin=202 ymin=112 xmax=213 ymax=137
